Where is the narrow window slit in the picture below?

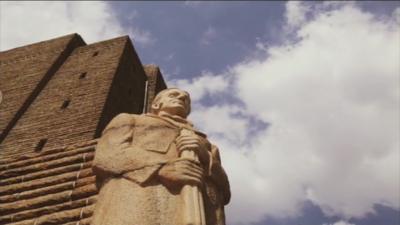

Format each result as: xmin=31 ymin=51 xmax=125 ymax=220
xmin=92 ymin=51 xmax=99 ymax=57
xmin=35 ymin=139 xmax=47 ymax=152
xmin=79 ymin=72 xmax=87 ymax=79
xmin=61 ymin=99 xmax=71 ymax=109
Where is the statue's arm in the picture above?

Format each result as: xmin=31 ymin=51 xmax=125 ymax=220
xmin=209 ymin=145 xmax=231 ymax=205
xmin=93 ymin=113 xmax=168 ymax=185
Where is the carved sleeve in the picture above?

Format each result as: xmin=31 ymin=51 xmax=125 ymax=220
xmin=209 ymin=145 xmax=231 ymax=205
xmin=93 ymin=113 xmax=168 ymax=185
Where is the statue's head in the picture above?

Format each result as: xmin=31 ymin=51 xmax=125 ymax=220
xmin=150 ymin=88 xmax=191 ymax=118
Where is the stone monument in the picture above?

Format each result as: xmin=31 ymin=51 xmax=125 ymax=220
xmin=92 ymin=88 xmax=231 ymax=225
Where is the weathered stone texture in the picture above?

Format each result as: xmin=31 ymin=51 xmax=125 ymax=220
xmin=0 ymin=140 xmax=98 ymax=225
xmin=91 ymin=89 xmax=230 ymax=225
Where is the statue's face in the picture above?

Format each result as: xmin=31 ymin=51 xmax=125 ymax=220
xmin=154 ymin=89 xmax=190 ymax=118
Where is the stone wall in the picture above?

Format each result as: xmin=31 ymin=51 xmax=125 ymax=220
xmin=0 ymin=34 xmax=86 ymax=145
xmin=0 ymin=35 xmax=147 ymax=158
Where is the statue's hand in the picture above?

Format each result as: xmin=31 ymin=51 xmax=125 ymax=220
xmin=176 ymin=133 xmax=210 ymax=165
xmin=158 ymin=158 xmax=204 ymax=187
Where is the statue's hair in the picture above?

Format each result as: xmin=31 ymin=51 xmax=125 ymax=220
xmin=150 ymin=88 xmax=191 ymax=115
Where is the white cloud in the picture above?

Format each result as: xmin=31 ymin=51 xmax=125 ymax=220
xmin=255 ymin=37 xmax=268 ymax=51
xmin=190 ymin=105 xmax=250 ymax=145
xmin=323 ymin=221 xmax=356 ymax=225
xmin=130 ymin=27 xmax=156 ymax=46
xmin=0 ymin=1 xmax=154 ymax=51
xmin=285 ymin=1 xmax=311 ymax=29
xmin=200 ymin=26 xmax=217 ymax=45
xmin=170 ymin=71 xmax=229 ymax=102
xmin=183 ymin=1 xmax=207 ymax=7
xmin=173 ymin=3 xmax=400 ymax=224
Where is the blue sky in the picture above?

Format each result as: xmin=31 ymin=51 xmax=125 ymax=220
xmin=111 ymin=1 xmax=286 ymax=79
xmin=1 ymin=1 xmax=399 ymax=225
xmin=109 ymin=1 xmax=398 ymax=80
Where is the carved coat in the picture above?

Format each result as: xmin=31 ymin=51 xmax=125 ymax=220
xmin=91 ymin=113 xmax=230 ymax=225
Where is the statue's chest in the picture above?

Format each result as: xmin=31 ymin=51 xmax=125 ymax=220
xmin=131 ymin=117 xmax=180 ymax=154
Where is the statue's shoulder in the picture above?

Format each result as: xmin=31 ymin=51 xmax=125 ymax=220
xmin=110 ymin=113 xmax=139 ymax=125
xmin=103 ymin=113 xmax=142 ymax=134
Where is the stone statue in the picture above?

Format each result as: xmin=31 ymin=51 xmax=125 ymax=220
xmin=92 ymin=88 xmax=231 ymax=225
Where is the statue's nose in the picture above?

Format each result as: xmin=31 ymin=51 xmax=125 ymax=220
xmin=177 ymin=93 xmax=186 ymax=100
